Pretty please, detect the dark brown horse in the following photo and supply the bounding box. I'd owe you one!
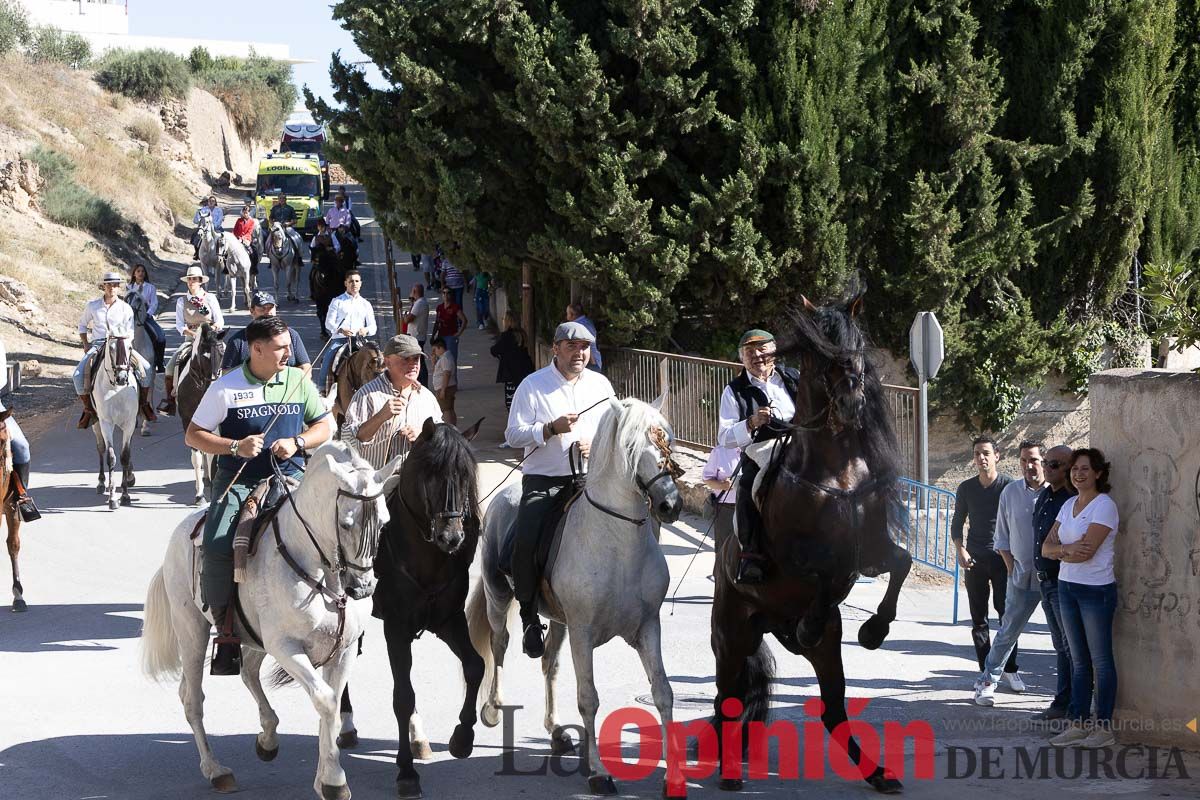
[332,340,384,423]
[1,410,25,611]
[710,293,911,793]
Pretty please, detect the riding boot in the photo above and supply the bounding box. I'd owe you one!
[153,340,166,373]
[139,386,158,422]
[734,461,766,585]
[14,462,30,494]
[159,376,176,415]
[210,605,242,676]
[520,605,546,659]
[77,394,96,429]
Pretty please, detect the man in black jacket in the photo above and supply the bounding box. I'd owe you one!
[716,329,800,583]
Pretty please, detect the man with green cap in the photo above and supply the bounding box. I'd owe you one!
[716,329,801,583]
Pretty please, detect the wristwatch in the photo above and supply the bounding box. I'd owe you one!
[229,439,240,457]
[294,435,306,453]
[543,422,555,440]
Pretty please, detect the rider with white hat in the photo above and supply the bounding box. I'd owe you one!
[160,266,225,415]
[74,271,156,428]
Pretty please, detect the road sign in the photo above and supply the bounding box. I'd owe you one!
[909,312,945,382]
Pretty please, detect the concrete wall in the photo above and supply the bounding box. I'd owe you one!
[20,0,128,36]
[1090,368,1200,748]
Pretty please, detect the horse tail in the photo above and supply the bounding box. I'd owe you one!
[141,568,181,680]
[466,576,493,678]
[267,662,296,689]
[742,642,775,724]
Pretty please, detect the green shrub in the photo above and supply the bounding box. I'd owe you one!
[26,26,90,68]
[188,49,296,143]
[28,145,121,233]
[0,0,31,57]
[94,49,191,102]
[126,116,161,146]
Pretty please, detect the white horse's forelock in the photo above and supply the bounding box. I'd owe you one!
[587,397,668,484]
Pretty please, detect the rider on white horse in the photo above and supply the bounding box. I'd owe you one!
[232,204,261,277]
[191,196,224,260]
[268,194,305,267]
[160,266,225,416]
[74,272,156,428]
[128,263,166,372]
[184,314,333,675]
[504,321,613,658]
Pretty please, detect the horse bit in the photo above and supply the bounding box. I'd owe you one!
[585,426,682,526]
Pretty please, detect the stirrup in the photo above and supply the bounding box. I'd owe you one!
[210,637,242,676]
[521,620,546,658]
[735,554,766,585]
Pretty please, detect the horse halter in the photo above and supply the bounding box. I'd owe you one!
[792,351,865,433]
[638,425,683,494]
[400,474,470,546]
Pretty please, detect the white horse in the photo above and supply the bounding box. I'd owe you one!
[218,232,255,312]
[468,397,685,797]
[197,218,222,284]
[90,337,139,510]
[125,289,156,437]
[267,221,303,302]
[142,441,403,799]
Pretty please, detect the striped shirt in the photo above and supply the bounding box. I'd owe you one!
[341,373,443,469]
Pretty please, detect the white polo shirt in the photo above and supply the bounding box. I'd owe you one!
[505,361,614,477]
[79,297,135,342]
[325,293,377,338]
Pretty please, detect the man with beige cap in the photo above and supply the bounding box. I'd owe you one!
[341,334,442,469]
[74,271,156,427]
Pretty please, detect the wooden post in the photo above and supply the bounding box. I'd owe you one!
[522,262,534,346]
[384,237,400,333]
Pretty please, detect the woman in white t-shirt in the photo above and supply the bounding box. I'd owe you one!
[1040,448,1119,748]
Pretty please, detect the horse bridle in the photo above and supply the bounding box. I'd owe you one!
[585,425,681,526]
[397,471,470,546]
[783,351,865,433]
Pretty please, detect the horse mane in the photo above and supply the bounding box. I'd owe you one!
[405,422,481,527]
[774,300,905,527]
[587,398,669,484]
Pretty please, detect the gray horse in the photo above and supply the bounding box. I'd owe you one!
[267,221,303,302]
[90,337,139,510]
[468,396,685,798]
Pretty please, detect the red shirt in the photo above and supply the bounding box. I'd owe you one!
[435,302,462,337]
[233,217,256,243]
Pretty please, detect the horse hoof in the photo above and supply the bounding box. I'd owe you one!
[12,597,27,612]
[321,783,351,800]
[480,703,500,728]
[96,483,105,495]
[588,775,618,795]
[193,495,204,506]
[866,768,903,794]
[255,740,278,761]
[337,729,359,749]
[211,773,238,793]
[857,616,890,651]
[395,776,422,800]
[108,499,119,510]
[550,729,575,755]
[141,427,151,437]
[795,621,823,650]
[410,739,433,760]
[120,495,132,506]
[448,725,474,759]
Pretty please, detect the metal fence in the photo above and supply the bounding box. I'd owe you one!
[898,478,960,622]
[538,343,921,477]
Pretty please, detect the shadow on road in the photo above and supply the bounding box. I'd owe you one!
[0,602,142,653]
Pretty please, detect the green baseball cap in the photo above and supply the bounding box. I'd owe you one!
[738,329,775,348]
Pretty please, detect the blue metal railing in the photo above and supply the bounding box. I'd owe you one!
[897,478,960,622]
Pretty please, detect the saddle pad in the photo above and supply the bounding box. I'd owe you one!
[498,488,581,588]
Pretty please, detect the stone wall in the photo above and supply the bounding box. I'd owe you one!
[1090,369,1200,748]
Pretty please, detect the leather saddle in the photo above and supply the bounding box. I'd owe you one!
[188,475,294,573]
[498,486,581,590]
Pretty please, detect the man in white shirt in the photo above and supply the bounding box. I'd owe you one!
[319,270,377,391]
[191,196,224,259]
[74,272,156,427]
[401,283,431,386]
[716,329,800,584]
[341,334,442,469]
[505,321,614,658]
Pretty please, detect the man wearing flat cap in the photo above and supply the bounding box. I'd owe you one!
[341,334,443,470]
[716,329,801,583]
[74,271,157,427]
[505,320,614,657]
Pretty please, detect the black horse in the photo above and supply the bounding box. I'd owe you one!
[309,232,347,339]
[373,416,484,800]
[710,292,911,793]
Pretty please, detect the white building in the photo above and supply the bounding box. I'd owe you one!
[18,1,305,63]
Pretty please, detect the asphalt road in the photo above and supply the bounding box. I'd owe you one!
[2,189,1197,800]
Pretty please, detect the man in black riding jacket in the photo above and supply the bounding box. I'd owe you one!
[716,329,800,584]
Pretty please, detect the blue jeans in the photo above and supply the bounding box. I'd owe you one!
[980,577,1042,684]
[3,415,29,465]
[1040,579,1073,711]
[1059,580,1118,725]
[318,337,348,391]
[144,317,166,346]
[475,292,489,325]
[450,286,464,307]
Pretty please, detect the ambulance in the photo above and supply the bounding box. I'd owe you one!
[280,122,330,199]
[254,152,324,238]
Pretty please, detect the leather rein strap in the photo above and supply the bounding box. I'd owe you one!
[272,517,347,669]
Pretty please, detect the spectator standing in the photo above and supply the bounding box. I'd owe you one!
[973,441,1048,704]
[434,294,468,372]
[422,252,436,288]
[431,337,458,426]
[951,436,1017,675]
[401,283,431,387]
[702,444,740,577]
[441,254,466,307]
[471,271,492,329]
[1044,448,1120,749]
[565,301,601,372]
[489,310,535,437]
[1030,444,1077,721]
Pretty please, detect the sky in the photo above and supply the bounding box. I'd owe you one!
[127,1,384,112]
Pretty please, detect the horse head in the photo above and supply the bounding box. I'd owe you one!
[193,323,228,384]
[312,442,403,600]
[105,336,132,386]
[125,289,147,326]
[395,417,481,554]
[270,221,286,251]
[590,397,683,524]
[777,293,872,432]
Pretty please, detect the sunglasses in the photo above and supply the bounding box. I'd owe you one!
[1045,460,1064,469]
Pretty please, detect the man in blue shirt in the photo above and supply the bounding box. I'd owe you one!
[222,291,312,377]
[186,315,332,675]
[1029,444,1076,721]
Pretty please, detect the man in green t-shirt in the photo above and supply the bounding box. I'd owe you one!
[185,315,333,675]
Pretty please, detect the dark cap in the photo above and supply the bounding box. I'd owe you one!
[738,329,775,348]
[251,291,276,308]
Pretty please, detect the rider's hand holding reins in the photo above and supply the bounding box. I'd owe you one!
[269,437,300,460]
[747,407,771,432]
[548,413,578,436]
[236,434,265,459]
